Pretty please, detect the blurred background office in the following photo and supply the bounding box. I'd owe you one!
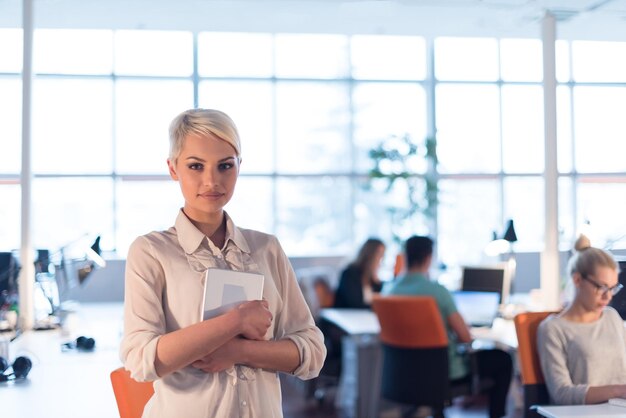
[1,0,626,312]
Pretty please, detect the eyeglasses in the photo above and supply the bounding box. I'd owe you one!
[582,275,623,297]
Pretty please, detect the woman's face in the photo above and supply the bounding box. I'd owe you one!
[167,132,239,222]
[373,244,385,270]
[574,265,620,314]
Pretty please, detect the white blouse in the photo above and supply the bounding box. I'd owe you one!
[120,210,326,418]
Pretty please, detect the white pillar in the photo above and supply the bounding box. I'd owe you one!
[19,0,35,330]
[541,11,561,311]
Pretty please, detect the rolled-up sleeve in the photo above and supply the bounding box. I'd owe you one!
[270,237,326,380]
[537,319,588,405]
[120,236,166,382]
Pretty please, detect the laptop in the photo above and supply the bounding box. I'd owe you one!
[452,290,500,328]
[460,265,507,304]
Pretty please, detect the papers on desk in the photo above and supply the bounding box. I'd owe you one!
[534,403,626,417]
[470,317,518,349]
[609,398,626,407]
[201,268,264,321]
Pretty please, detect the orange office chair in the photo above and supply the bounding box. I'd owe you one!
[372,295,457,418]
[514,311,556,418]
[110,367,154,418]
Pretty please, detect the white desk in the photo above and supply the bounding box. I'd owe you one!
[319,308,380,335]
[320,308,382,418]
[0,303,124,418]
[471,317,518,350]
[535,403,626,417]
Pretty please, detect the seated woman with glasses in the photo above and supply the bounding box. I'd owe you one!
[537,234,626,405]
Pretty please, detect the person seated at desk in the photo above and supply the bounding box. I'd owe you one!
[537,235,626,405]
[317,238,385,382]
[333,237,385,309]
[382,235,513,418]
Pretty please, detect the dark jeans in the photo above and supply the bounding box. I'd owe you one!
[452,348,513,418]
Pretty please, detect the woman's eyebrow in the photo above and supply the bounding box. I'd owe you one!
[184,156,235,162]
[184,156,205,162]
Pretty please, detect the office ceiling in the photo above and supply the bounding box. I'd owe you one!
[1,0,626,40]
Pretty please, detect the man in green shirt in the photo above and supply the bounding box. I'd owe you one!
[382,236,512,418]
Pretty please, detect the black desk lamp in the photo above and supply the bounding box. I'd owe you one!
[484,219,518,302]
[503,219,518,244]
[34,236,106,329]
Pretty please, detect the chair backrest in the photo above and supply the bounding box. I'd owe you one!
[313,277,335,310]
[372,295,448,348]
[514,311,556,418]
[372,295,450,412]
[110,367,154,418]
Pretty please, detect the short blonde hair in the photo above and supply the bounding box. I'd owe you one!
[168,108,241,162]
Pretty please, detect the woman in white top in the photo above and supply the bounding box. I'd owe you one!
[537,235,626,405]
[120,108,326,418]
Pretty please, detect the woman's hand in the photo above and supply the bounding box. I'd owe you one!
[235,300,272,340]
[191,338,240,373]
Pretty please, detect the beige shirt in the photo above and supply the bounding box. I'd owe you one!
[120,210,326,418]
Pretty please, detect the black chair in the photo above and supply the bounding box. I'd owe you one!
[300,275,341,404]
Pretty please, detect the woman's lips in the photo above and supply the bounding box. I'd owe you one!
[198,192,223,199]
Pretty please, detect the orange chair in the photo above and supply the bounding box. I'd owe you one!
[393,253,405,278]
[110,367,154,418]
[372,295,459,418]
[514,311,555,418]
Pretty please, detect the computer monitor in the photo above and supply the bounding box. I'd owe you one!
[609,258,626,319]
[0,252,19,305]
[461,264,510,304]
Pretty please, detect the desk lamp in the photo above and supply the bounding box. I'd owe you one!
[484,220,518,302]
[34,236,106,329]
[502,220,517,293]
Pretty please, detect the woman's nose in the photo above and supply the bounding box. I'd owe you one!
[202,168,218,186]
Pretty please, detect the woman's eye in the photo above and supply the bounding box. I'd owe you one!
[219,163,233,170]
[188,163,203,170]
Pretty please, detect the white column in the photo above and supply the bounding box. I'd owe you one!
[541,11,561,311]
[19,0,35,330]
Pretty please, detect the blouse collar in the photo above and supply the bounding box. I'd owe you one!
[175,209,251,255]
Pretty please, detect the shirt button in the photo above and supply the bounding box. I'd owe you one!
[216,254,223,259]
[240,374,245,379]
[241,401,247,406]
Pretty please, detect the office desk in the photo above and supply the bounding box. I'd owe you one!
[535,403,626,417]
[0,303,124,418]
[319,309,381,418]
[319,308,380,335]
[471,317,518,350]
[319,308,520,418]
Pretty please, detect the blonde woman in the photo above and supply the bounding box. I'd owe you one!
[120,108,326,417]
[537,236,625,405]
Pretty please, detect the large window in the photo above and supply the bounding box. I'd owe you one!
[2,29,626,270]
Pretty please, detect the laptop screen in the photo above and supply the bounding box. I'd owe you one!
[452,290,500,328]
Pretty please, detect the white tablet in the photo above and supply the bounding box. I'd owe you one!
[200,268,264,321]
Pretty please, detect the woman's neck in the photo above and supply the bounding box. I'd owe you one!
[562,301,602,323]
[184,209,226,248]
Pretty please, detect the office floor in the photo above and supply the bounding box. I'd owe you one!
[281,375,524,418]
